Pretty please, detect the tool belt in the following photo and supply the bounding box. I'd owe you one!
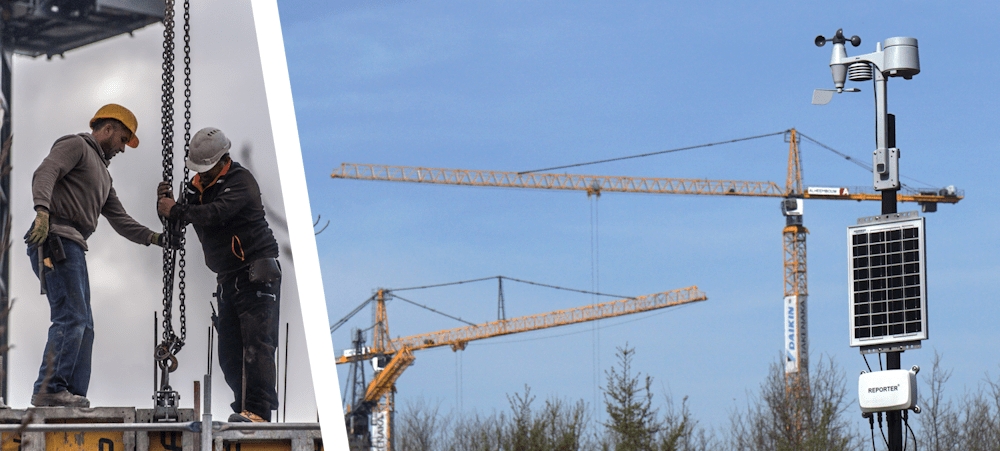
[46,234,67,263]
[247,257,280,284]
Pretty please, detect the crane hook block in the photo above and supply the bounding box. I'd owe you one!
[156,354,179,373]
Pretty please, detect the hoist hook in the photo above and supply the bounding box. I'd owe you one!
[155,341,180,373]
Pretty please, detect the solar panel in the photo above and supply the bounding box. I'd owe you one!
[848,212,927,348]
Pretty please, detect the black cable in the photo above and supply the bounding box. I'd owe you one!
[863,353,873,372]
[799,132,873,173]
[866,413,876,451]
[800,128,936,189]
[341,275,637,341]
[330,295,376,333]
[879,353,884,371]
[904,410,917,451]
[878,412,889,448]
[872,76,879,163]
[903,412,908,451]
[517,130,789,174]
[391,294,477,326]
[391,276,501,292]
[392,275,633,300]
[500,276,632,300]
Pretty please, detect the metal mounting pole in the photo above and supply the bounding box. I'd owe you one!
[0,23,12,406]
[203,326,213,451]
[881,111,902,451]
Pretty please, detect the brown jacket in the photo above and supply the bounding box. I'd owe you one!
[31,133,154,250]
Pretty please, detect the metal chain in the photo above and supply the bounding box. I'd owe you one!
[177,0,192,343]
[156,0,192,371]
[160,0,177,349]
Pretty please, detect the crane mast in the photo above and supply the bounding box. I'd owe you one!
[782,130,809,376]
[781,130,810,435]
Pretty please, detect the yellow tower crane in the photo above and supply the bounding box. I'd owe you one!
[336,286,707,451]
[331,128,962,387]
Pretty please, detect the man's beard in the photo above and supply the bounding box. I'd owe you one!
[100,139,117,161]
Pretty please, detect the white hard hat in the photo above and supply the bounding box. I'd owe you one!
[186,127,232,172]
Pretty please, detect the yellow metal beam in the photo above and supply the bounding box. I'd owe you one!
[364,348,415,404]
[801,191,962,204]
[333,163,962,205]
[337,286,706,364]
[334,163,786,197]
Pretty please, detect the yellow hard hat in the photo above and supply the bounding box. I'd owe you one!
[89,104,139,148]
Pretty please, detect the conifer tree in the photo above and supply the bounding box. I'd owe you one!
[603,344,661,450]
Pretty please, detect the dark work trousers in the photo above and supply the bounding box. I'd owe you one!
[215,270,281,421]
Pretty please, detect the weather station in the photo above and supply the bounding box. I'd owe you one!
[813,28,939,450]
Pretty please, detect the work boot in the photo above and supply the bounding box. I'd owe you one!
[30,390,89,408]
[228,410,267,422]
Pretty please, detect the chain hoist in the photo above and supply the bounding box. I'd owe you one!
[155,0,191,421]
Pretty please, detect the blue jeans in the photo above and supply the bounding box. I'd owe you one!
[28,238,94,396]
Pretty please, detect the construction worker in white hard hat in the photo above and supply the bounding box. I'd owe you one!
[25,104,175,408]
[157,127,281,423]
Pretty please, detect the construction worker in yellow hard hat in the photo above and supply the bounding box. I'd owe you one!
[25,103,172,408]
[89,103,140,157]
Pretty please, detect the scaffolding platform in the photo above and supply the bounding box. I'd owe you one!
[136,408,198,451]
[0,407,136,451]
[211,426,322,451]
[0,408,321,451]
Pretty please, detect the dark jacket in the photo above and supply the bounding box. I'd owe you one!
[170,161,278,276]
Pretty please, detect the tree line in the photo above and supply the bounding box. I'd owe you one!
[352,347,1000,451]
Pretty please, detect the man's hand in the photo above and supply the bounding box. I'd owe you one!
[158,197,176,217]
[157,181,173,198]
[151,232,182,249]
[26,209,49,245]
[157,181,176,217]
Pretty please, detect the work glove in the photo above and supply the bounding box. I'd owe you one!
[151,232,182,250]
[25,209,49,245]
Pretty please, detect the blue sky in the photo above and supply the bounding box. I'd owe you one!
[277,1,999,432]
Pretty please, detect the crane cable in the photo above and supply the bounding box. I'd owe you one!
[156,0,192,379]
[514,127,940,191]
[390,275,633,299]
[330,276,636,336]
[590,186,600,418]
[517,130,789,174]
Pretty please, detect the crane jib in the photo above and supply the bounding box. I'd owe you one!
[335,286,707,364]
[333,163,962,203]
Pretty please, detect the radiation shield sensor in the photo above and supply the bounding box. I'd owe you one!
[858,366,921,414]
[847,211,927,350]
[812,30,919,103]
